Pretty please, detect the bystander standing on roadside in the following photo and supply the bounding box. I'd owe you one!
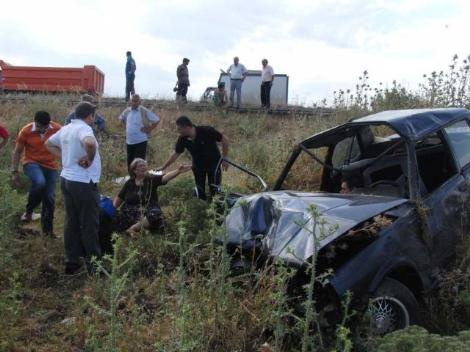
[119,94,160,168]
[227,57,247,108]
[11,111,61,236]
[176,58,190,104]
[158,116,229,200]
[260,59,274,109]
[45,102,102,275]
[125,51,136,102]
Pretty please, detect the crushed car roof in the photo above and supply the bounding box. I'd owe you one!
[350,108,470,141]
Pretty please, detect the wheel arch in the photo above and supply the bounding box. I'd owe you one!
[369,259,424,302]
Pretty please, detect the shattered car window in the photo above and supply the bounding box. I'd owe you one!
[282,147,328,191]
[444,120,470,168]
[416,131,458,194]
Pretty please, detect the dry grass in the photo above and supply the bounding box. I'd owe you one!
[0,96,353,351]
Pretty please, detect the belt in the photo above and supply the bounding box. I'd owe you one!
[62,178,98,186]
[230,78,242,80]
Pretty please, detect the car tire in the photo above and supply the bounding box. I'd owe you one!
[367,277,421,335]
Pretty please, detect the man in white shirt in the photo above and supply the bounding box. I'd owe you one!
[260,58,274,109]
[227,56,247,108]
[119,94,160,168]
[45,102,102,275]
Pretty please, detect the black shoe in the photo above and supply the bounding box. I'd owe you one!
[43,230,58,239]
[65,263,83,276]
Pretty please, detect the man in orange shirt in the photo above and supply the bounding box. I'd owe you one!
[11,111,61,236]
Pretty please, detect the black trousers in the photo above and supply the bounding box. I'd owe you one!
[127,141,148,168]
[260,81,272,108]
[193,164,221,200]
[61,178,101,269]
[125,75,135,101]
[176,83,189,103]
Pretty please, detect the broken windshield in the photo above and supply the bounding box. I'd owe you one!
[276,124,410,197]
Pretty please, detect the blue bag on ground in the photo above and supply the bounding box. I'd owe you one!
[100,195,116,217]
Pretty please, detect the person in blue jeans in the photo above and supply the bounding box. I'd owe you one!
[227,56,247,108]
[11,111,62,236]
[23,164,58,231]
[125,51,136,102]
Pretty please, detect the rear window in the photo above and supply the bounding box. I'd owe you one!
[369,125,397,139]
[444,120,470,167]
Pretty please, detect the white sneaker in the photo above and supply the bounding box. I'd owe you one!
[21,212,41,222]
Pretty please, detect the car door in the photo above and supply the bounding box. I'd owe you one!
[442,119,470,239]
[416,129,466,268]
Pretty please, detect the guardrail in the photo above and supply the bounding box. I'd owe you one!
[0,95,335,117]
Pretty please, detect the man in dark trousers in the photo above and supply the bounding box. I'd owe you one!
[119,94,160,168]
[176,58,190,104]
[260,58,274,109]
[46,102,102,275]
[158,116,229,200]
[125,51,136,102]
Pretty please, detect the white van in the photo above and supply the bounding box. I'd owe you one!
[201,70,289,107]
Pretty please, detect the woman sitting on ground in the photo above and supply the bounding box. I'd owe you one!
[113,158,192,236]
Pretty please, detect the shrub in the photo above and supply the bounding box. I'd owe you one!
[375,326,470,352]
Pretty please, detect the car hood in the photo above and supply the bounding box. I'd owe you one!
[224,191,407,266]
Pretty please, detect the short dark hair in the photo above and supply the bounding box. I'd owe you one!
[176,115,193,127]
[34,111,51,125]
[183,58,190,63]
[75,102,96,119]
[126,51,132,56]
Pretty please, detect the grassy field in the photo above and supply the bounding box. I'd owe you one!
[0,97,357,352]
[1,56,470,351]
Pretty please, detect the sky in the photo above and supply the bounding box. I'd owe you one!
[1,0,469,105]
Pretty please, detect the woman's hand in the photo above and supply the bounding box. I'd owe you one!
[162,164,192,183]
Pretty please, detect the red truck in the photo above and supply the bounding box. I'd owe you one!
[0,60,105,95]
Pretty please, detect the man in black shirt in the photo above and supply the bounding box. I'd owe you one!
[158,116,229,200]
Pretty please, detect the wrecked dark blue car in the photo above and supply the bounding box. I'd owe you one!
[221,108,470,334]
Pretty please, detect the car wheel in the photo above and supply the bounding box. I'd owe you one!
[368,277,420,335]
